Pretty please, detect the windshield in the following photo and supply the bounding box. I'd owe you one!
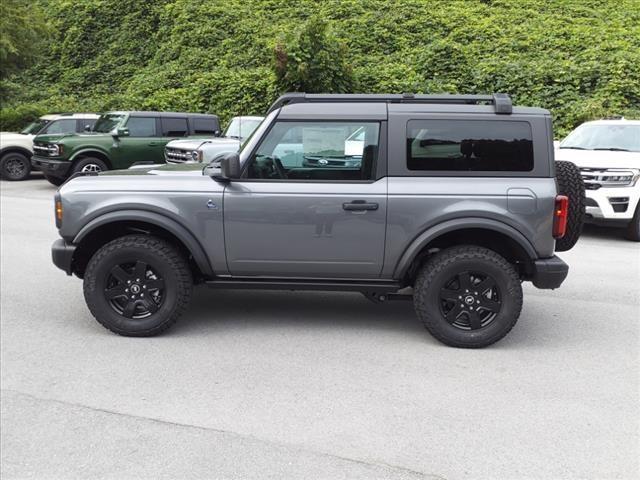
[560,124,640,152]
[20,119,51,135]
[93,114,126,133]
[224,118,263,140]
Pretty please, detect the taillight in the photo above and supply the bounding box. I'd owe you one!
[553,195,569,238]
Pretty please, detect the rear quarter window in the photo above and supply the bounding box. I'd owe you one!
[407,120,534,172]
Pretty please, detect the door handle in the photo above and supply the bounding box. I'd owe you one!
[148,142,159,146]
[342,200,379,211]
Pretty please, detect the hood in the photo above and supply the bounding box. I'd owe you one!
[99,162,206,176]
[1,131,34,142]
[166,137,239,150]
[555,148,640,170]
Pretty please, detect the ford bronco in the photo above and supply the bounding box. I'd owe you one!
[51,93,584,348]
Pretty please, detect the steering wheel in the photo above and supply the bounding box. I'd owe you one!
[272,155,287,179]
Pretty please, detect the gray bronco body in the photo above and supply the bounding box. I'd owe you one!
[53,94,566,290]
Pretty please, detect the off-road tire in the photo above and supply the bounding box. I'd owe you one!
[413,246,523,348]
[626,203,640,242]
[0,152,31,181]
[83,234,192,336]
[555,160,585,252]
[44,174,65,186]
[71,157,108,176]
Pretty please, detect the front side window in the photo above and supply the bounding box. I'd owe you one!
[407,120,534,172]
[161,117,188,137]
[39,119,77,135]
[93,114,125,133]
[246,121,379,181]
[126,117,157,137]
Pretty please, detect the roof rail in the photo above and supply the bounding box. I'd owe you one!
[267,92,513,114]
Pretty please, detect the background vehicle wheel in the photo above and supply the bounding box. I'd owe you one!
[71,157,108,175]
[413,246,523,348]
[83,234,193,336]
[44,174,65,186]
[555,160,585,252]
[0,152,31,181]
[626,203,640,242]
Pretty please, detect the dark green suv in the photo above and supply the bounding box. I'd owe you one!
[31,111,220,185]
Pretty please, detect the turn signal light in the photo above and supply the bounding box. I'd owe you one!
[553,195,569,239]
[55,199,63,228]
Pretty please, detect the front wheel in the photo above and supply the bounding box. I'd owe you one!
[83,235,193,336]
[626,203,640,242]
[413,246,523,348]
[0,152,31,181]
[44,174,65,186]
[71,157,108,175]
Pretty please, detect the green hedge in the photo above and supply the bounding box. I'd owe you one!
[2,0,639,136]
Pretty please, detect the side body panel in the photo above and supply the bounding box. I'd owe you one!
[58,174,228,275]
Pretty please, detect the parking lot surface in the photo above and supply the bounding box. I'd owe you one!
[1,175,639,479]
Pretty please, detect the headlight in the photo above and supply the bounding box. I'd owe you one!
[49,144,63,156]
[191,150,203,162]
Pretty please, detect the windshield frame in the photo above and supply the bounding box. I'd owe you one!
[20,119,51,135]
[560,123,640,152]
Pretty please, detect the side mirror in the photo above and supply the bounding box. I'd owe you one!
[84,125,92,132]
[211,152,240,181]
[112,127,129,137]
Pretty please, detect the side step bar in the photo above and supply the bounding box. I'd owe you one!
[205,277,402,293]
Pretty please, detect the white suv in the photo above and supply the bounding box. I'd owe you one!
[0,113,98,181]
[555,118,640,241]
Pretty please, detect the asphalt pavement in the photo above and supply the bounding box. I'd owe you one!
[1,174,639,479]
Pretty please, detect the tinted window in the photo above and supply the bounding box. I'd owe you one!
[126,117,157,137]
[192,117,219,135]
[247,121,379,181]
[407,120,533,172]
[161,117,188,137]
[40,119,77,135]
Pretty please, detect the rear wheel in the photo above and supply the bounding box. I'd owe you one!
[83,235,193,336]
[413,246,523,348]
[555,160,585,251]
[0,152,31,181]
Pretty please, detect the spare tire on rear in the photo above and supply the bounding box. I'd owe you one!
[555,160,585,252]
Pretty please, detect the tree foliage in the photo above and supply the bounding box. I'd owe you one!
[274,16,354,93]
[1,0,639,136]
[0,0,49,96]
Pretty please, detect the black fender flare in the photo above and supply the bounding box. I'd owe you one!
[393,217,538,279]
[73,210,214,276]
[0,146,33,159]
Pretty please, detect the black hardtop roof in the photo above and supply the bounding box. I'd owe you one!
[268,92,514,114]
[108,111,219,119]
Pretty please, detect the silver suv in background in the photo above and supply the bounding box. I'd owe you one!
[165,116,264,164]
[555,118,640,241]
[51,93,585,348]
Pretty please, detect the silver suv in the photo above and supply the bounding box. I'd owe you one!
[51,93,584,348]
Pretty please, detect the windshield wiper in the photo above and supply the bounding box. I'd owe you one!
[593,147,630,152]
[559,146,587,150]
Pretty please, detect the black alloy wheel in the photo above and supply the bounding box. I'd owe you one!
[438,271,501,330]
[105,261,165,319]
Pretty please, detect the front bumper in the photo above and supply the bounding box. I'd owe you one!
[530,255,569,290]
[52,239,76,275]
[584,185,640,222]
[31,156,71,178]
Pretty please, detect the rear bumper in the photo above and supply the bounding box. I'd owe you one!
[530,255,568,289]
[52,239,76,275]
[31,156,71,178]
